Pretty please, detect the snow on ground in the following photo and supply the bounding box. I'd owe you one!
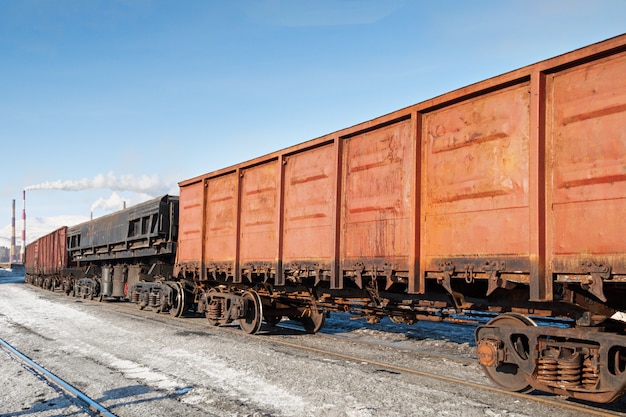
[0,274,608,417]
[317,312,477,356]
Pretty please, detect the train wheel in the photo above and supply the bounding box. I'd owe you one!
[301,308,326,334]
[239,290,263,335]
[480,313,536,393]
[169,282,186,317]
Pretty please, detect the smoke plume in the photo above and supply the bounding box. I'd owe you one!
[91,192,126,213]
[25,172,173,195]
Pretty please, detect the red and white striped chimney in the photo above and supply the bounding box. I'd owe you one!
[10,199,15,263]
[21,190,26,264]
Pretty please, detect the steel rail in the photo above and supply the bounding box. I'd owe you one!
[28,285,626,416]
[267,337,623,417]
[0,337,117,417]
[277,320,477,364]
[124,301,626,415]
[82,297,626,416]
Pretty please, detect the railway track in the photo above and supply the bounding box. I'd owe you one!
[270,337,625,417]
[279,318,478,362]
[13,284,626,416]
[98,299,626,417]
[260,321,626,417]
[0,336,117,417]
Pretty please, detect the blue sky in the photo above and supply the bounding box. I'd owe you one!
[1,0,626,243]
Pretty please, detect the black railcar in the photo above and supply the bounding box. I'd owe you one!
[63,195,183,313]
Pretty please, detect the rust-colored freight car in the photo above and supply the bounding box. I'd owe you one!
[175,34,626,402]
[24,226,69,290]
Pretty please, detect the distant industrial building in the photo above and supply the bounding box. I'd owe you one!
[0,245,21,263]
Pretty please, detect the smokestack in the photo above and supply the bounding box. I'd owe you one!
[21,190,25,264]
[10,199,15,263]
[123,201,126,210]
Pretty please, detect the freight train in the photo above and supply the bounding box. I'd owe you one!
[24,195,182,311]
[24,34,626,403]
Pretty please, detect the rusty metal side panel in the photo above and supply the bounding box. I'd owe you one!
[41,227,63,275]
[24,240,38,274]
[204,173,238,265]
[58,227,68,272]
[547,51,626,274]
[25,227,68,275]
[177,180,204,266]
[282,144,336,265]
[421,83,531,269]
[239,161,280,266]
[340,119,415,271]
[48,227,68,274]
[39,233,50,274]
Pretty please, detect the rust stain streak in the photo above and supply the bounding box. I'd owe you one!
[432,132,508,153]
[349,205,398,214]
[208,226,232,232]
[557,162,626,188]
[349,159,397,173]
[432,188,512,203]
[209,195,234,203]
[244,220,275,226]
[552,196,626,206]
[290,173,328,185]
[431,177,516,203]
[562,103,626,125]
[289,213,327,221]
[559,173,626,188]
[245,186,276,195]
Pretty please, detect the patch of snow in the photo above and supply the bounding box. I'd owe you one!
[166,348,308,414]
